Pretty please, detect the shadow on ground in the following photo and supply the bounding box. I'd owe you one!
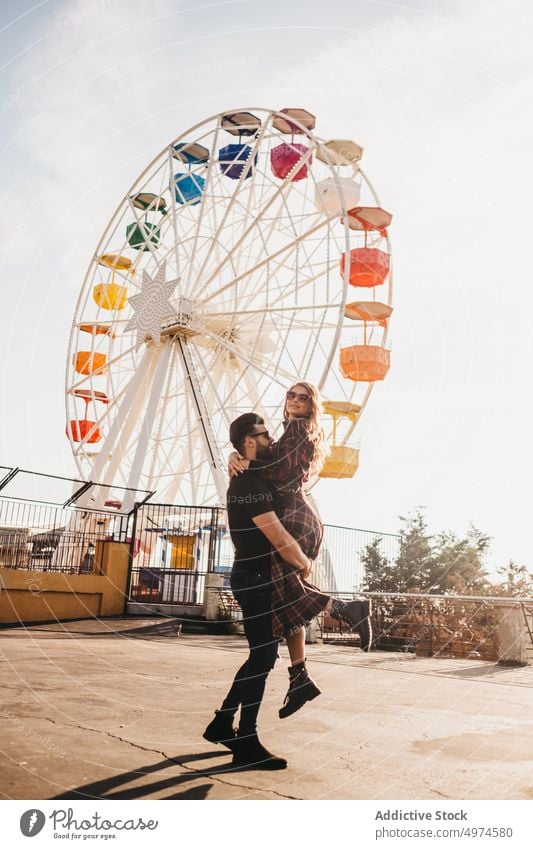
[48,750,270,800]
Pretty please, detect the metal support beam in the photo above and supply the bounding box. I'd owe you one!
[0,467,19,494]
[63,480,93,508]
[177,338,227,504]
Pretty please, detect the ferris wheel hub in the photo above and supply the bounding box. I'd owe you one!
[160,296,200,340]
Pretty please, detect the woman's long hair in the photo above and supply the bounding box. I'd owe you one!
[283,381,329,477]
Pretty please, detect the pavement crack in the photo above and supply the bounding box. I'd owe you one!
[172,759,300,798]
[426,786,452,799]
[22,715,177,758]
[10,715,299,797]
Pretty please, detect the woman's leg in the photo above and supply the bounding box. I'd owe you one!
[327,596,373,651]
[278,625,321,719]
[285,626,306,665]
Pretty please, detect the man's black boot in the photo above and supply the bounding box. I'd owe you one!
[331,597,373,651]
[202,710,237,749]
[231,731,287,770]
[278,661,321,719]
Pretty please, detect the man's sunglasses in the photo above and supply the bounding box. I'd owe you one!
[286,390,311,402]
[248,429,270,440]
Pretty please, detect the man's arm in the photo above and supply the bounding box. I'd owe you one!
[252,511,311,575]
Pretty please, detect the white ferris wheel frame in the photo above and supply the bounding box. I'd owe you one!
[65,108,392,509]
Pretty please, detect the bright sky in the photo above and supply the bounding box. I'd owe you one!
[1,0,532,576]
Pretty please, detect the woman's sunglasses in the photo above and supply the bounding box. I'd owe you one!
[286,390,312,402]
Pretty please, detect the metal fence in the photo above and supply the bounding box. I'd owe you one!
[0,467,150,573]
[0,498,130,573]
[198,516,401,593]
[0,468,401,598]
[128,503,224,605]
[2,472,532,663]
[317,523,400,592]
[320,591,533,661]
[127,504,401,603]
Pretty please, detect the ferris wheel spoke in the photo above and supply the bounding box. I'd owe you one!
[176,337,227,502]
[261,231,340,311]
[202,302,342,320]
[209,172,319,299]
[240,368,284,428]
[192,140,315,299]
[202,207,329,309]
[165,151,182,283]
[238,258,334,314]
[231,138,274,285]
[199,215,334,308]
[181,123,223,295]
[189,340,233,431]
[198,325,295,387]
[189,117,272,295]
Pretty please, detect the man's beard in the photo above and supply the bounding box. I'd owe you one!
[255,443,272,461]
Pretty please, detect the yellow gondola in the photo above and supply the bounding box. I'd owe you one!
[93,281,127,310]
[97,254,133,271]
[319,401,361,479]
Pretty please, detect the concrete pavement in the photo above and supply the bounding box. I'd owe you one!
[0,617,532,800]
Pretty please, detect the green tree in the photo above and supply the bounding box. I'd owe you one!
[361,511,493,595]
[426,525,491,594]
[361,538,396,593]
[394,510,435,591]
[493,560,533,598]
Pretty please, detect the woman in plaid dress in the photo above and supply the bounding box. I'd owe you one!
[230,382,372,718]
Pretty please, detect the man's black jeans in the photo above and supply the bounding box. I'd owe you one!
[220,569,279,734]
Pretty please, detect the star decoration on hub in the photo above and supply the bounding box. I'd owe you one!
[126,262,178,349]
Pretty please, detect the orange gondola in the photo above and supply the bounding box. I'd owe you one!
[340,344,390,382]
[344,302,393,326]
[66,420,101,443]
[343,206,392,237]
[340,247,390,288]
[79,323,114,336]
[73,352,107,376]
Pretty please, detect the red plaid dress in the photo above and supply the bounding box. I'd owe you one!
[254,418,331,638]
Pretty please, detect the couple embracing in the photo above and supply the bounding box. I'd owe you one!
[203,382,372,770]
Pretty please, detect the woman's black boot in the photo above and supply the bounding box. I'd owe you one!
[330,597,373,651]
[231,731,287,770]
[279,661,321,719]
[202,710,237,749]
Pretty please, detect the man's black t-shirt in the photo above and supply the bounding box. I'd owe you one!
[226,470,277,576]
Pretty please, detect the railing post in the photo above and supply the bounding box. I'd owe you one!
[126,502,140,603]
[206,507,220,574]
[428,600,434,657]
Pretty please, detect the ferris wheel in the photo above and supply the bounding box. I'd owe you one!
[65,108,393,510]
